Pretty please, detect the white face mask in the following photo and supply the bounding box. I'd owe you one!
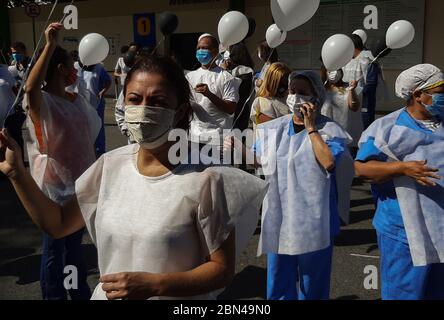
[286,94,314,116]
[328,70,343,84]
[124,105,176,149]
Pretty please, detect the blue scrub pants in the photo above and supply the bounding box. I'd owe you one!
[95,99,106,157]
[267,245,333,300]
[378,232,444,300]
[40,228,91,300]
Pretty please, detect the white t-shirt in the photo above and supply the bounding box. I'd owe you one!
[342,51,371,86]
[75,144,268,300]
[186,67,241,145]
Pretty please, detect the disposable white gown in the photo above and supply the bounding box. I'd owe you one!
[322,88,364,147]
[75,144,268,300]
[257,115,353,256]
[24,91,101,203]
[362,109,444,266]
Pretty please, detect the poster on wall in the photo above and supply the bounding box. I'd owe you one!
[278,0,425,70]
[107,34,121,56]
[133,13,157,48]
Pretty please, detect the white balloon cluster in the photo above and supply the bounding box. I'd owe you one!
[266,0,320,50]
[217,1,321,52]
[323,20,416,71]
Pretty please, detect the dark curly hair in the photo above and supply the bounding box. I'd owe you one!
[123,55,193,131]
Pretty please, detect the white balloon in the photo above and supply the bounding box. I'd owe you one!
[386,20,415,49]
[266,24,287,49]
[218,11,249,47]
[271,0,320,32]
[353,29,368,44]
[79,33,109,66]
[322,34,355,71]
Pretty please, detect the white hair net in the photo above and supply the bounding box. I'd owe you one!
[198,33,215,42]
[395,64,444,99]
[289,70,327,106]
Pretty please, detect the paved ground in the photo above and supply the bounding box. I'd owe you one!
[0,99,381,300]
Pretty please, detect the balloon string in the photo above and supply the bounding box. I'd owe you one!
[59,0,76,24]
[266,48,275,64]
[2,0,61,128]
[0,50,7,64]
[371,47,389,64]
[152,36,166,55]
[231,75,256,131]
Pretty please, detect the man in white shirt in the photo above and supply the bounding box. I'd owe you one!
[186,34,241,146]
[342,35,372,88]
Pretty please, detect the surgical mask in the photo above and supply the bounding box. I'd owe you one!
[12,53,24,63]
[125,105,176,149]
[422,93,444,117]
[328,71,342,84]
[286,94,314,112]
[196,49,213,66]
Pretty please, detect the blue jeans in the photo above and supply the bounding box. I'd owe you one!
[95,99,106,157]
[378,232,444,300]
[267,245,333,300]
[40,228,91,300]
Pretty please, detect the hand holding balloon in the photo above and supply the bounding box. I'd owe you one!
[45,23,63,48]
[195,83,211,97]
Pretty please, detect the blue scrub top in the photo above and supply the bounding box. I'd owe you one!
[254,119,346,237]
[356,109,436,243]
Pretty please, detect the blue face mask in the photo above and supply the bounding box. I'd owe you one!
[196,49,213,66]
[12,53,24,63]
[423,93,444,117]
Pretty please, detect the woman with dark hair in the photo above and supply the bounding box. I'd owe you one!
[22,23,101,300]
[0,25,267,300]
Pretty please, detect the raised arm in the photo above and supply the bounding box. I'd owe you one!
[24,23,62,124]
[302,103,335,172]
[347,80,361,112]
[0,129,85,238]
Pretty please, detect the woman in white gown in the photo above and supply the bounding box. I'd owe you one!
[0,35,267,300]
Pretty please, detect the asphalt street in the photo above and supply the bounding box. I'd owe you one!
[0,99,381,300]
